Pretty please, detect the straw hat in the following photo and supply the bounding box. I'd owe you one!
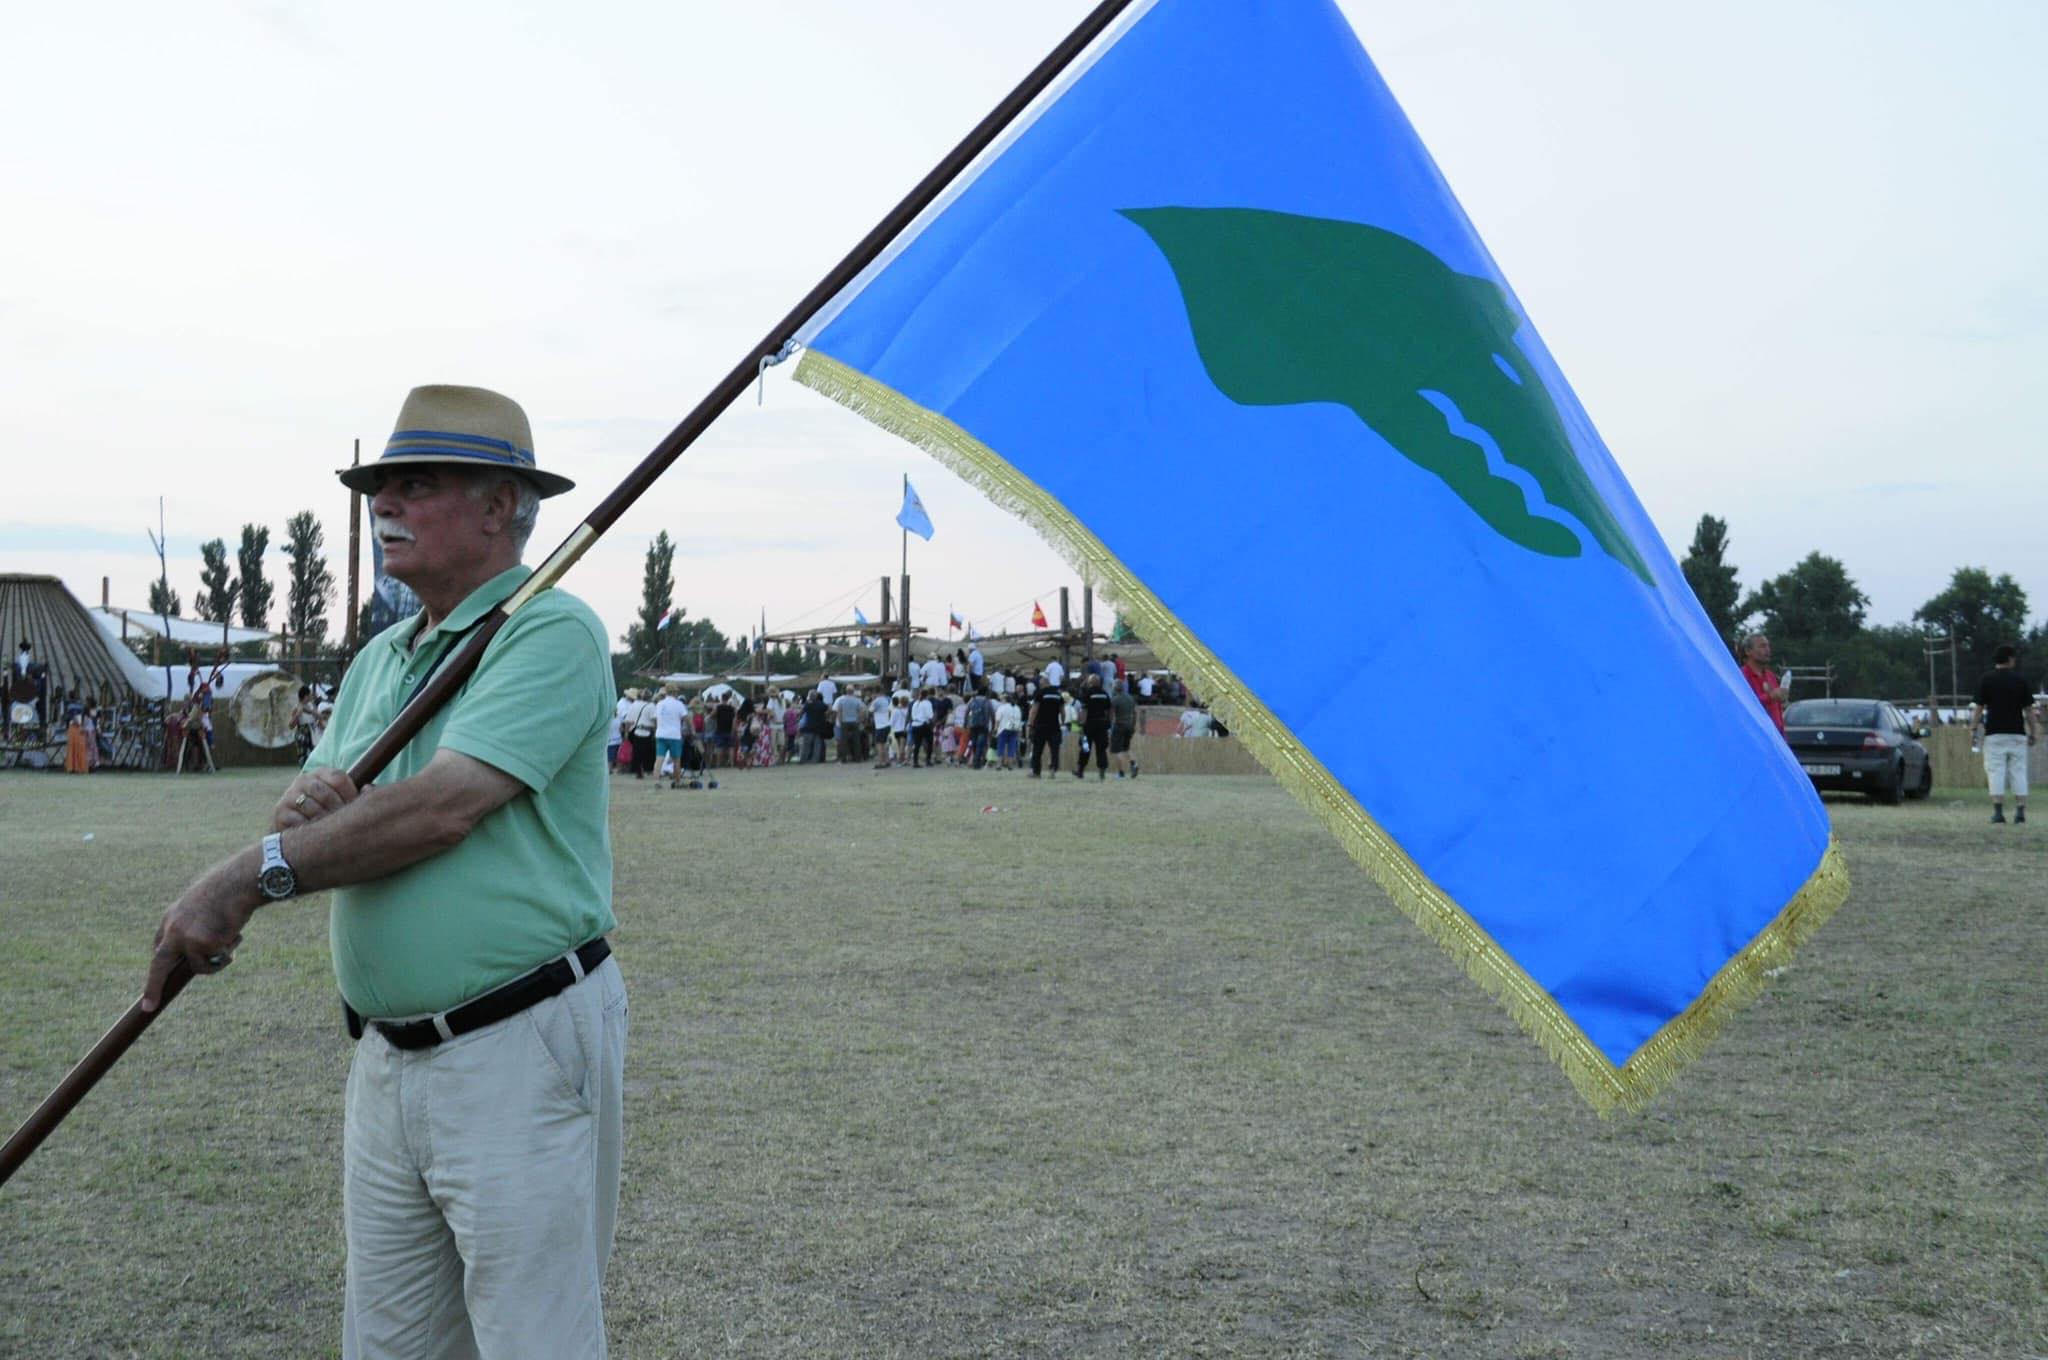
[338,384,574,497]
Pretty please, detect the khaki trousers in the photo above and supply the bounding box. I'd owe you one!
[1983,733,2029,797]
[342,957,627,1360]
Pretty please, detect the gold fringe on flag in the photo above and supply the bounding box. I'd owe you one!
[795,346,1850,1113]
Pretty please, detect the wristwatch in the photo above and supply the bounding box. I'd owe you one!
[257,832,298,901]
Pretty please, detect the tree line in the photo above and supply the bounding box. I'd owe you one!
[614,531,823,692]
[1679,514,2041,701]
[147,512,335,652]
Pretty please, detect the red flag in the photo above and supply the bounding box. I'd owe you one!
[1031,602,1048,628]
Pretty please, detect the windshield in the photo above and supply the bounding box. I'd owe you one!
[1784,700,1880,728]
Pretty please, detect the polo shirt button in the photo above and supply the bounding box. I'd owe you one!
[404,675,416,686]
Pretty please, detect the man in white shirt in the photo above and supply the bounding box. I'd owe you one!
[909,690,936,768]
[922,656,947,692]
[1138,673,1155,701]
[968,645,984,684]
[653,686,689,783]
[1178,704,1213,738]
[818,675,838,705]
[1043,658,1065,690]
[870,690,893,767]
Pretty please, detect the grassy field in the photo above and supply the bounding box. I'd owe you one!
[0,765,2043,1358]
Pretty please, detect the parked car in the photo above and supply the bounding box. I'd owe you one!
[1783,698,1932,803]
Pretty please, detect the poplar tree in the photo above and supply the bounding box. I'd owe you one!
[1678,514,1742,645]
[237,524,274,629]
[283,511,335,647]
[623,531,677,665]
[197,539,238,624]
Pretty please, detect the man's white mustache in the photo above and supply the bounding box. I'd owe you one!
[374,518,415,544]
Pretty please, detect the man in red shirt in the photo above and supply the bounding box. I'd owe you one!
[1740,633,1789,735]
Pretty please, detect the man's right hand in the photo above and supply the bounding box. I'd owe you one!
[272,767,360,831]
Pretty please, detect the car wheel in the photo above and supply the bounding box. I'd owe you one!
[1873,758,1905,804]
[1906,758,1933,800]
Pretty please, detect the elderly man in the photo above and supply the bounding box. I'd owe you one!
[143,385,624,1358]
[1739,633,1789,735]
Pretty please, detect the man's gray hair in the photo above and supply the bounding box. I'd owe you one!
[465,471,542,555]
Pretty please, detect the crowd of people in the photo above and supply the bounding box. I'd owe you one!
[608,651,1213,789]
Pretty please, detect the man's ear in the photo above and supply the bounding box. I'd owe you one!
[480,477,519,536]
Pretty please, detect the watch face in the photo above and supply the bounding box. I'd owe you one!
[259,864,296,899]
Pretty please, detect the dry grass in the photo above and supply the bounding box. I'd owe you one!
[1,765,2043,1358]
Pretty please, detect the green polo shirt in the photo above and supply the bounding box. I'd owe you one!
[306,566,615,1017]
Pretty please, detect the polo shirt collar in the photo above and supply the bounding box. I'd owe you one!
[390,566,531,656]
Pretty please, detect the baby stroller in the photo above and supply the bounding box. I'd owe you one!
[673,729,714,789]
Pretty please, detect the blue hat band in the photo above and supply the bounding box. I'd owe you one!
[383,429,534,468]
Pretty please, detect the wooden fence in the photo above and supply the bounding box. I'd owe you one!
[1922,723,2046,790]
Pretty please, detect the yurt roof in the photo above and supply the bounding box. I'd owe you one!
[0,574,156,701]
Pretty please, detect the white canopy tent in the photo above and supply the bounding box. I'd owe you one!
[86,612,280,700]
[92,606,278,648]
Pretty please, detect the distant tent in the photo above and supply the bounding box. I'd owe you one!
[0,574,156,703]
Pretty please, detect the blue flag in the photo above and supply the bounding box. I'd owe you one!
[797,0,1844,1111]
[896,478,935,540]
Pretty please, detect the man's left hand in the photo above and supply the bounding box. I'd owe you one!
[142,870,257,1012]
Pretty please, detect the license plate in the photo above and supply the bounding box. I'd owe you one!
[1802,763,1841,776]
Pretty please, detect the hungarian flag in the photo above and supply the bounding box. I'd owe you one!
[794,0,1842,1111]
[1030,602,1049,630]
[656,606,678,631]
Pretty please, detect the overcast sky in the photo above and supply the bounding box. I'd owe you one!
[4,0,2041,653]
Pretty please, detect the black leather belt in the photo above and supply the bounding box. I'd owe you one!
[345,937,611,1050]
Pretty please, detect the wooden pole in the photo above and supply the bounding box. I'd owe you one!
[900,573,913,682]
[900,474,911,680]
[1059,586,1071,674]
[0,0,1141,1189]
[345,438,362,661]
[879,575,893,681]
[1083,586,1094,663]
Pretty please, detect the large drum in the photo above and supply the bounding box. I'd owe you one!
[231,670,304,750]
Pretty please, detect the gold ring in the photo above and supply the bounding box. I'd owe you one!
[294,793,309,809]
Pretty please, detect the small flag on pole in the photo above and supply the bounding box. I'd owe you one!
[896,478,935,540]
[949,609,963,633]
[855,606,871,627]
[1031,602,1049,629]
[656,607,678,630]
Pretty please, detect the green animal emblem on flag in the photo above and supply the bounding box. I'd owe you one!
[1121,207,1654,585]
